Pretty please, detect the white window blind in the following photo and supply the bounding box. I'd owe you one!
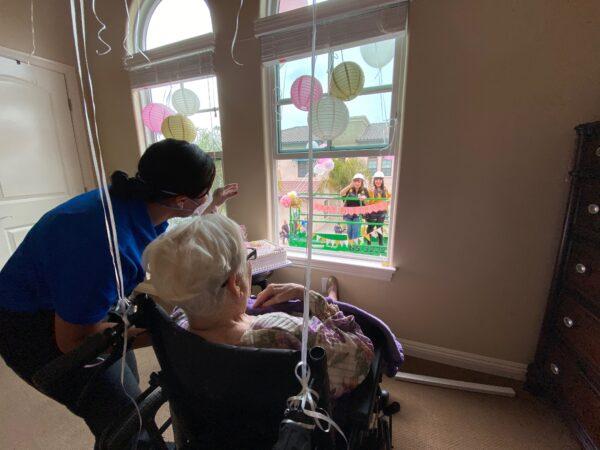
[125,34,215,89]
[255,0,408,65]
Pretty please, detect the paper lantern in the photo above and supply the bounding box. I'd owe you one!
[329,62,364,101]
[290,76,323,111]
[171,88,200,115]
[142,103,175,133]
[161,114,197,142]
[280,195,292,207]
[360,40,395,69]
[310,95,349,140]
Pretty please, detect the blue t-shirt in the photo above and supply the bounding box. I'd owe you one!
[0,190,168,324]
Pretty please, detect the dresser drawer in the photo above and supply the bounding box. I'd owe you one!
[564,240,600,304]
[572,179,600,240]
[544,346,600,445]
[576,124,600,174]
[556,293,600,371]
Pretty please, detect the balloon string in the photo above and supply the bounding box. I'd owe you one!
[30,0,36,58]
[293,0,348,445]
[92,0,111,56]
[69,0,142,446]
[231,0,244,66]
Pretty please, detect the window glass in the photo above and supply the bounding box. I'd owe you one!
[276,157,394,259]
[367,158,378,175]
[145,0,213,50]
[276,39,396,155]
[277,0,329,14]
[136,76,226,214]
[382,158,393,176]
[297,160,309,178]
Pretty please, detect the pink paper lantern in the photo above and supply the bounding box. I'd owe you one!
[290,76,323,111]
[280,195,292,207]
[142,103,175,133]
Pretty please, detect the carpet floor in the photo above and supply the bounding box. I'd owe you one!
[0,348,579,449]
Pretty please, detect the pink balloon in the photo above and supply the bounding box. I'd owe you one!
[290,76,323,111]
[280,195,292,207]
[142,103,175,133]
[318,158,334,170]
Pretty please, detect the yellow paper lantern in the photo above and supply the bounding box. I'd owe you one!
[161,114,197,142]
[329,61,364,101]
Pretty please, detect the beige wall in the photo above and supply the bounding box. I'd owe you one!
[82,0,600,365]
[0,0,75,65]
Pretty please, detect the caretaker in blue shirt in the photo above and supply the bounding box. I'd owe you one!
[0,139,238,446]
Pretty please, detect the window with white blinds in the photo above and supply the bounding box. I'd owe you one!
[260,0,408,263]
[256,0,408,65]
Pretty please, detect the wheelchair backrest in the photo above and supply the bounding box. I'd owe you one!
[137,295,310,449]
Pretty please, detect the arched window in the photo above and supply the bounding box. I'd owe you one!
[142,0,213,50]
[127,0,226,214]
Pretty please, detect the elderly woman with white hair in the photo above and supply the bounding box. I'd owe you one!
[143,214,374,398]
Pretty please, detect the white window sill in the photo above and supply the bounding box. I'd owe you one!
[286,250,396,281]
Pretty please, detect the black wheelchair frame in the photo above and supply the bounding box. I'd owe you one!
[33,294,400,449]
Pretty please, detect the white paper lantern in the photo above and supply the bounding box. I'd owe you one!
[360,40,395,69]
[171,88,200,115]
[310,95,349,140]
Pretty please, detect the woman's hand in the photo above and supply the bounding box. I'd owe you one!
[253,283,305,308]
[212,183,239,207]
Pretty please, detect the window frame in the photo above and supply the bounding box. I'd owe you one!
[264,31,407,266]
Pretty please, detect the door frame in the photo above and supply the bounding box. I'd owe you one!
[0,45,95,192]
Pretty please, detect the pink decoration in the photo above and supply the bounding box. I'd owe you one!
[383,155,394,161]
[142,103,175,133]
[314,201,389,215]
[280,195,292,207]
[290,76,323,111]
[318,158,334,170]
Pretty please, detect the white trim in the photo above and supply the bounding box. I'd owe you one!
[286,250,396,281]
[400,338,528,381]
[394,372,516,397]
[0,45,95,192]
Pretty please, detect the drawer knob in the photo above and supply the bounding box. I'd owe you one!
[550,363,560,375]
[563,316,574,328]
[588,204,599,215]
[575,263,587,274]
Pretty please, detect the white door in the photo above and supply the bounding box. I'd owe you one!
[0,56,86,269]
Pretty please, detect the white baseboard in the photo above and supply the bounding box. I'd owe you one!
[400,338,528,381]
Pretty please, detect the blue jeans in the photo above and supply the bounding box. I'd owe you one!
[344,214,361,240]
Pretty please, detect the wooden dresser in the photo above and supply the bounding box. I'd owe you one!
[527,121,600,449]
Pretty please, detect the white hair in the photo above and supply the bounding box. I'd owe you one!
[142,214,247,322]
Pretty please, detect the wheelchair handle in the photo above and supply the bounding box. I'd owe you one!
[32,324,124,395]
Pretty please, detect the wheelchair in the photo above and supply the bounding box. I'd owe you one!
[33,293,400,449]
